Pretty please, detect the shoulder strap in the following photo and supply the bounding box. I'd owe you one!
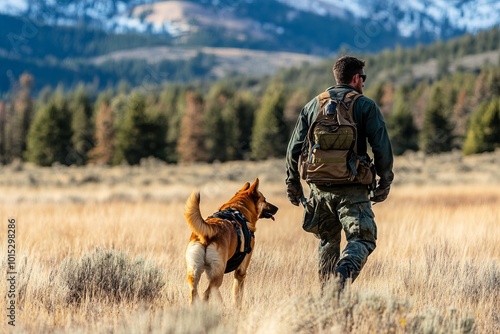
[306,91,333,143]
[317,91,331,112]
[343,91,362,123]
[343,91,362,153]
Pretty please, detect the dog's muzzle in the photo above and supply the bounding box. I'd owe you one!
[259,204,278,221]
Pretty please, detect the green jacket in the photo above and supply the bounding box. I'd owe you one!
[285,84,394,187]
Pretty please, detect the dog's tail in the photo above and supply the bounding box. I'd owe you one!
[184,191,217,238]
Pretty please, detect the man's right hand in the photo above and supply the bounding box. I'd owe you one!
[286,181,304,206]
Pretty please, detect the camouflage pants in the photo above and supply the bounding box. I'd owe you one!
[303,184,377,287]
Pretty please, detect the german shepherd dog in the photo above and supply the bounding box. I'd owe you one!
[184,178,278,306]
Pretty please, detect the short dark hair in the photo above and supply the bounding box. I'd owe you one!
[333,56,365,84]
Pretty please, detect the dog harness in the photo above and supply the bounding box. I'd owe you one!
[209,208,254,273]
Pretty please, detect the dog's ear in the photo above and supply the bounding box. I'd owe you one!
[239,182,251,192]
[248,178,259,194]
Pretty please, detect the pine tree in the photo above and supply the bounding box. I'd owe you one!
[481,98,500,151]
[250,81,288,160]
[0,102,13,164]
[0,102,6,164]
[364,82,385,107]
[379,82,394,116]
[25,92,73,166]
[12,73,34,161]
[473,69,490,106]
[0,73,34,163]
[419,85,455,154]
[387,86,419,155]
[203,83,234,162]
[69,85,94,165]
[159,85,185,163]
[89,92,115,164]
[114,91,166,165]
[463,98,500,155]
[223,91,257,160]
[284,88,309,136]
[451,88,471,142]
[177,91,208,163]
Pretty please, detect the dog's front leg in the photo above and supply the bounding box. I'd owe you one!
[233,252,252,307]
[233,269,246,308]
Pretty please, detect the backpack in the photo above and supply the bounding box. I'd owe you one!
[299,89,374,185]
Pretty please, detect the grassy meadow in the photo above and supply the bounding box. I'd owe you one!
[1,151,499,333]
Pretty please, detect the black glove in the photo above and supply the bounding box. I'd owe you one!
[286,181,304,206]
[370,183,391,203]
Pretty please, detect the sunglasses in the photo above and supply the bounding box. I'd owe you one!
[359,73,367,82]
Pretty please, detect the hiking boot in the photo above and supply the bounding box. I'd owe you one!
[335,266,349,291]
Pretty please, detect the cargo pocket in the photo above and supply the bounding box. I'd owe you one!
[355,163,374,185]
[356,202,377,243]
[302,196,320,236]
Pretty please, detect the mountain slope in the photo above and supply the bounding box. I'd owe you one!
[1,0,499,92]
[3,0,497,54]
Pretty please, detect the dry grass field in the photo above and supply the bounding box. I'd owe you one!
[1,150,499,333]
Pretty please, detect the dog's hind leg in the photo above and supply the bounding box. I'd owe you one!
[203,244,225,304]
[186,242,205,305]
[204,275,224,304]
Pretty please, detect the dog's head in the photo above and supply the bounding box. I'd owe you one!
[234,178,278,222]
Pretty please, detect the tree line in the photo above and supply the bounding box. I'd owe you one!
[0,76,292,165]
[375,65,500,156]
[1,63,500,167]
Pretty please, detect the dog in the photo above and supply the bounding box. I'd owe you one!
[184,178,278,306]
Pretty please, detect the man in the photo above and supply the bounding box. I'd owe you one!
[285,55,394,290]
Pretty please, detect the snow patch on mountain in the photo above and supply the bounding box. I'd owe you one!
[277,0,500,37]
[0,0,28,15]
[0,0,499,39]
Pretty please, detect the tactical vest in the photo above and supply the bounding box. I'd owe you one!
[299,90,374,185]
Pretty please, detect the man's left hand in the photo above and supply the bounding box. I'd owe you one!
[286,181,304,206]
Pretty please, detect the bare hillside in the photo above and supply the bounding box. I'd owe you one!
[91,46,322,78]
[132,1,267,37]
[375,49,500,83]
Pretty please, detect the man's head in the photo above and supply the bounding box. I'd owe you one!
[333,56,366,93]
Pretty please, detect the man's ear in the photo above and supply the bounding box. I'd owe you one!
[349,75,358,87]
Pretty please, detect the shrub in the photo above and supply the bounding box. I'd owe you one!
[59,248,165,303]
[267,283,475,333]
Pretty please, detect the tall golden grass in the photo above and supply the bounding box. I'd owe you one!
[1,179,499,333]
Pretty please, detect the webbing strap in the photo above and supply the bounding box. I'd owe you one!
[313,157,346,163]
